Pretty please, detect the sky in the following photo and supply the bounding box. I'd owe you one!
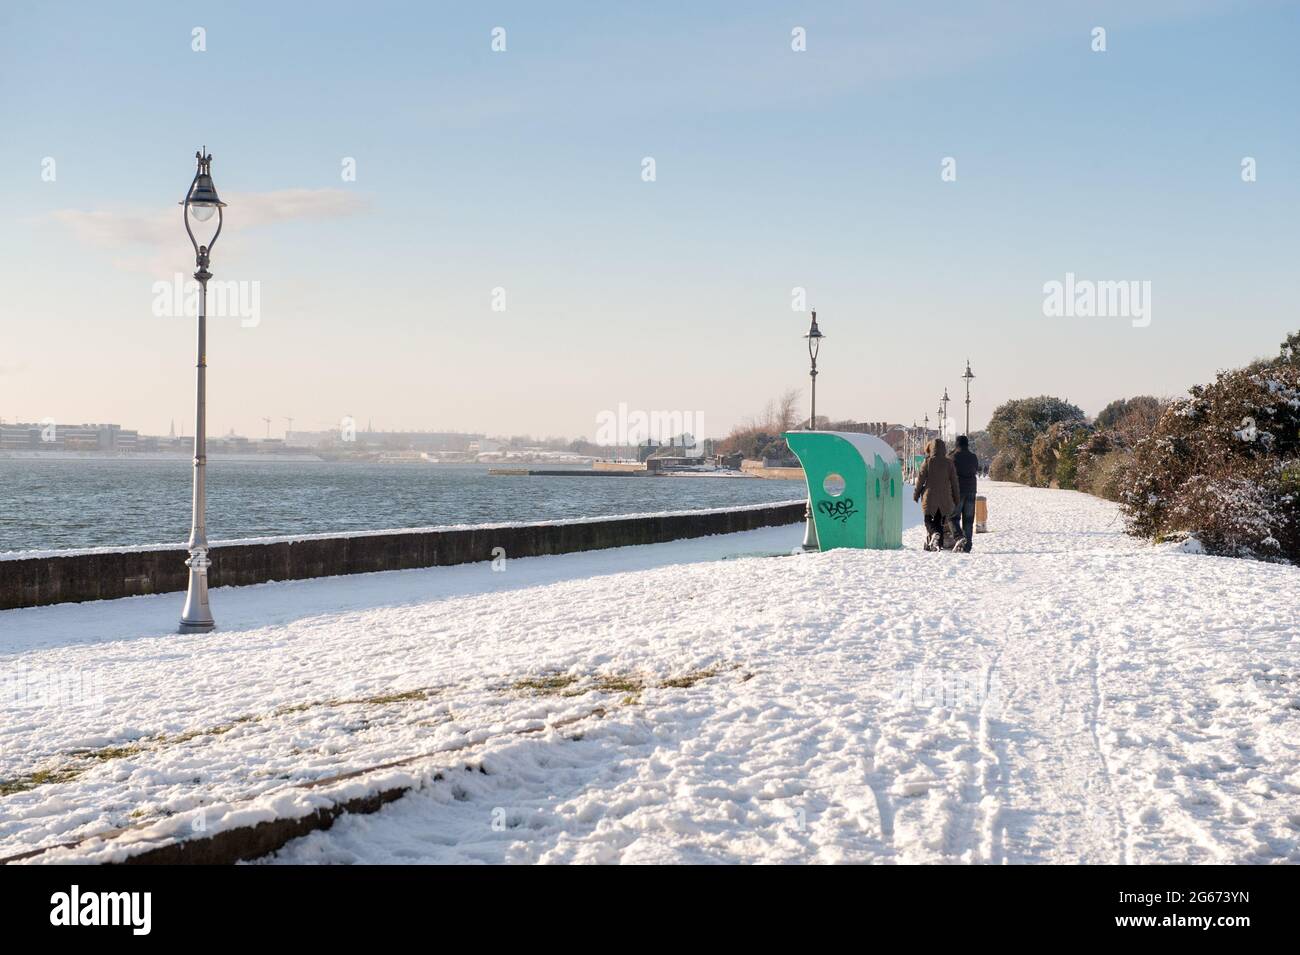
[1,1,1297,442]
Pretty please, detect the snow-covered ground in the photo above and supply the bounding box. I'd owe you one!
[1,483,1297,864]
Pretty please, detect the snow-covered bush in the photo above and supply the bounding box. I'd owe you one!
[989,449,1023,482]
[1074,431,1114,493]
[986,395,1086,484]
[1095,396,1164,442]
[1030,420,1091,488]
[1121,350,1300,563]
[1083,450,1133,502]
[1075,399,1163,499]
[1163,471,1288,559]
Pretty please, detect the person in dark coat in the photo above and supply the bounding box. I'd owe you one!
[948,434,980,552]
[913,438,959,550]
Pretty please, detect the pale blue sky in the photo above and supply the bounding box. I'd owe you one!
[1,1,1296,440]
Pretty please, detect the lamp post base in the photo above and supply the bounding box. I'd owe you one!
[801,500,820,551]
[178,549,215,633]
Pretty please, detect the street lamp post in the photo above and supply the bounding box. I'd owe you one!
[801,310,824,551]
[962,359,975,437]
[178,149,227,634]
[805,310,823,429]
[941,388,951,441]
[910,421,918,479]
[937,399,945,444]
[922,413,931,474]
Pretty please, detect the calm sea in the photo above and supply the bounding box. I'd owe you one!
[0,457,803,554]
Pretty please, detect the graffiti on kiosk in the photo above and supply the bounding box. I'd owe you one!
[817,498,858,523]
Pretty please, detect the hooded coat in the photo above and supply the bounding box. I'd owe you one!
[913,438,959,516]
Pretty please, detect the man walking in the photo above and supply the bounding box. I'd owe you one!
[949,435,979,552]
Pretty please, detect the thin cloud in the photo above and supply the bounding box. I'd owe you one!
[236,189,369,228]
[49,208,174,249]
[49,188,367,251]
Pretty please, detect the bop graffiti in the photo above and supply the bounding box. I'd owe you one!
[817,499,858,523]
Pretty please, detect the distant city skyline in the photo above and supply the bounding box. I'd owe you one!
[0,414,919,445]
[3,2,1297,441]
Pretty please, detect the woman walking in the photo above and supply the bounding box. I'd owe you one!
[913,438,959,551]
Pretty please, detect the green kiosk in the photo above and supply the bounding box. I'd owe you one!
[784,431,904,551]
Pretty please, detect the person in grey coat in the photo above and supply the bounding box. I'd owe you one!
[913,438,959,551]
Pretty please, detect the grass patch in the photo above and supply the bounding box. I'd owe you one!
[2,686,441,800]
[513,667,731,705]
[275,702,316,716]
[346,689,428,706]
[5,668,733,801]
[512,674,579,695]
[6,666,736,801]
[657,668,720,690]
[593,676,644,695]
[593,675,646,705]
[84,744,146,761]
[0,766,86,796]
[162,716,257,746]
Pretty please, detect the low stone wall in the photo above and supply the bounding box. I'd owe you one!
[740,460,805,480]
[0,502,806,610]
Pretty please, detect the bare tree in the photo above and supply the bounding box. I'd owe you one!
[776,388,800,433]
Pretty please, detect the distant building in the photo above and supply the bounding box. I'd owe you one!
[0,424,40,450]
[286,428,484,452]
[0,422,137,452]
[836,421,892,437]
[208,434,252,454]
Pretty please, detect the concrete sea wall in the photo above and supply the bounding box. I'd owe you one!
[0,502,806,610]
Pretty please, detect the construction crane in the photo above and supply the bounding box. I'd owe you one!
[262,417,272,439]
[283,416,294,437]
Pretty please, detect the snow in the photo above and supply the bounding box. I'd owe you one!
[2,482,1298,865]
[815,430,900,467]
